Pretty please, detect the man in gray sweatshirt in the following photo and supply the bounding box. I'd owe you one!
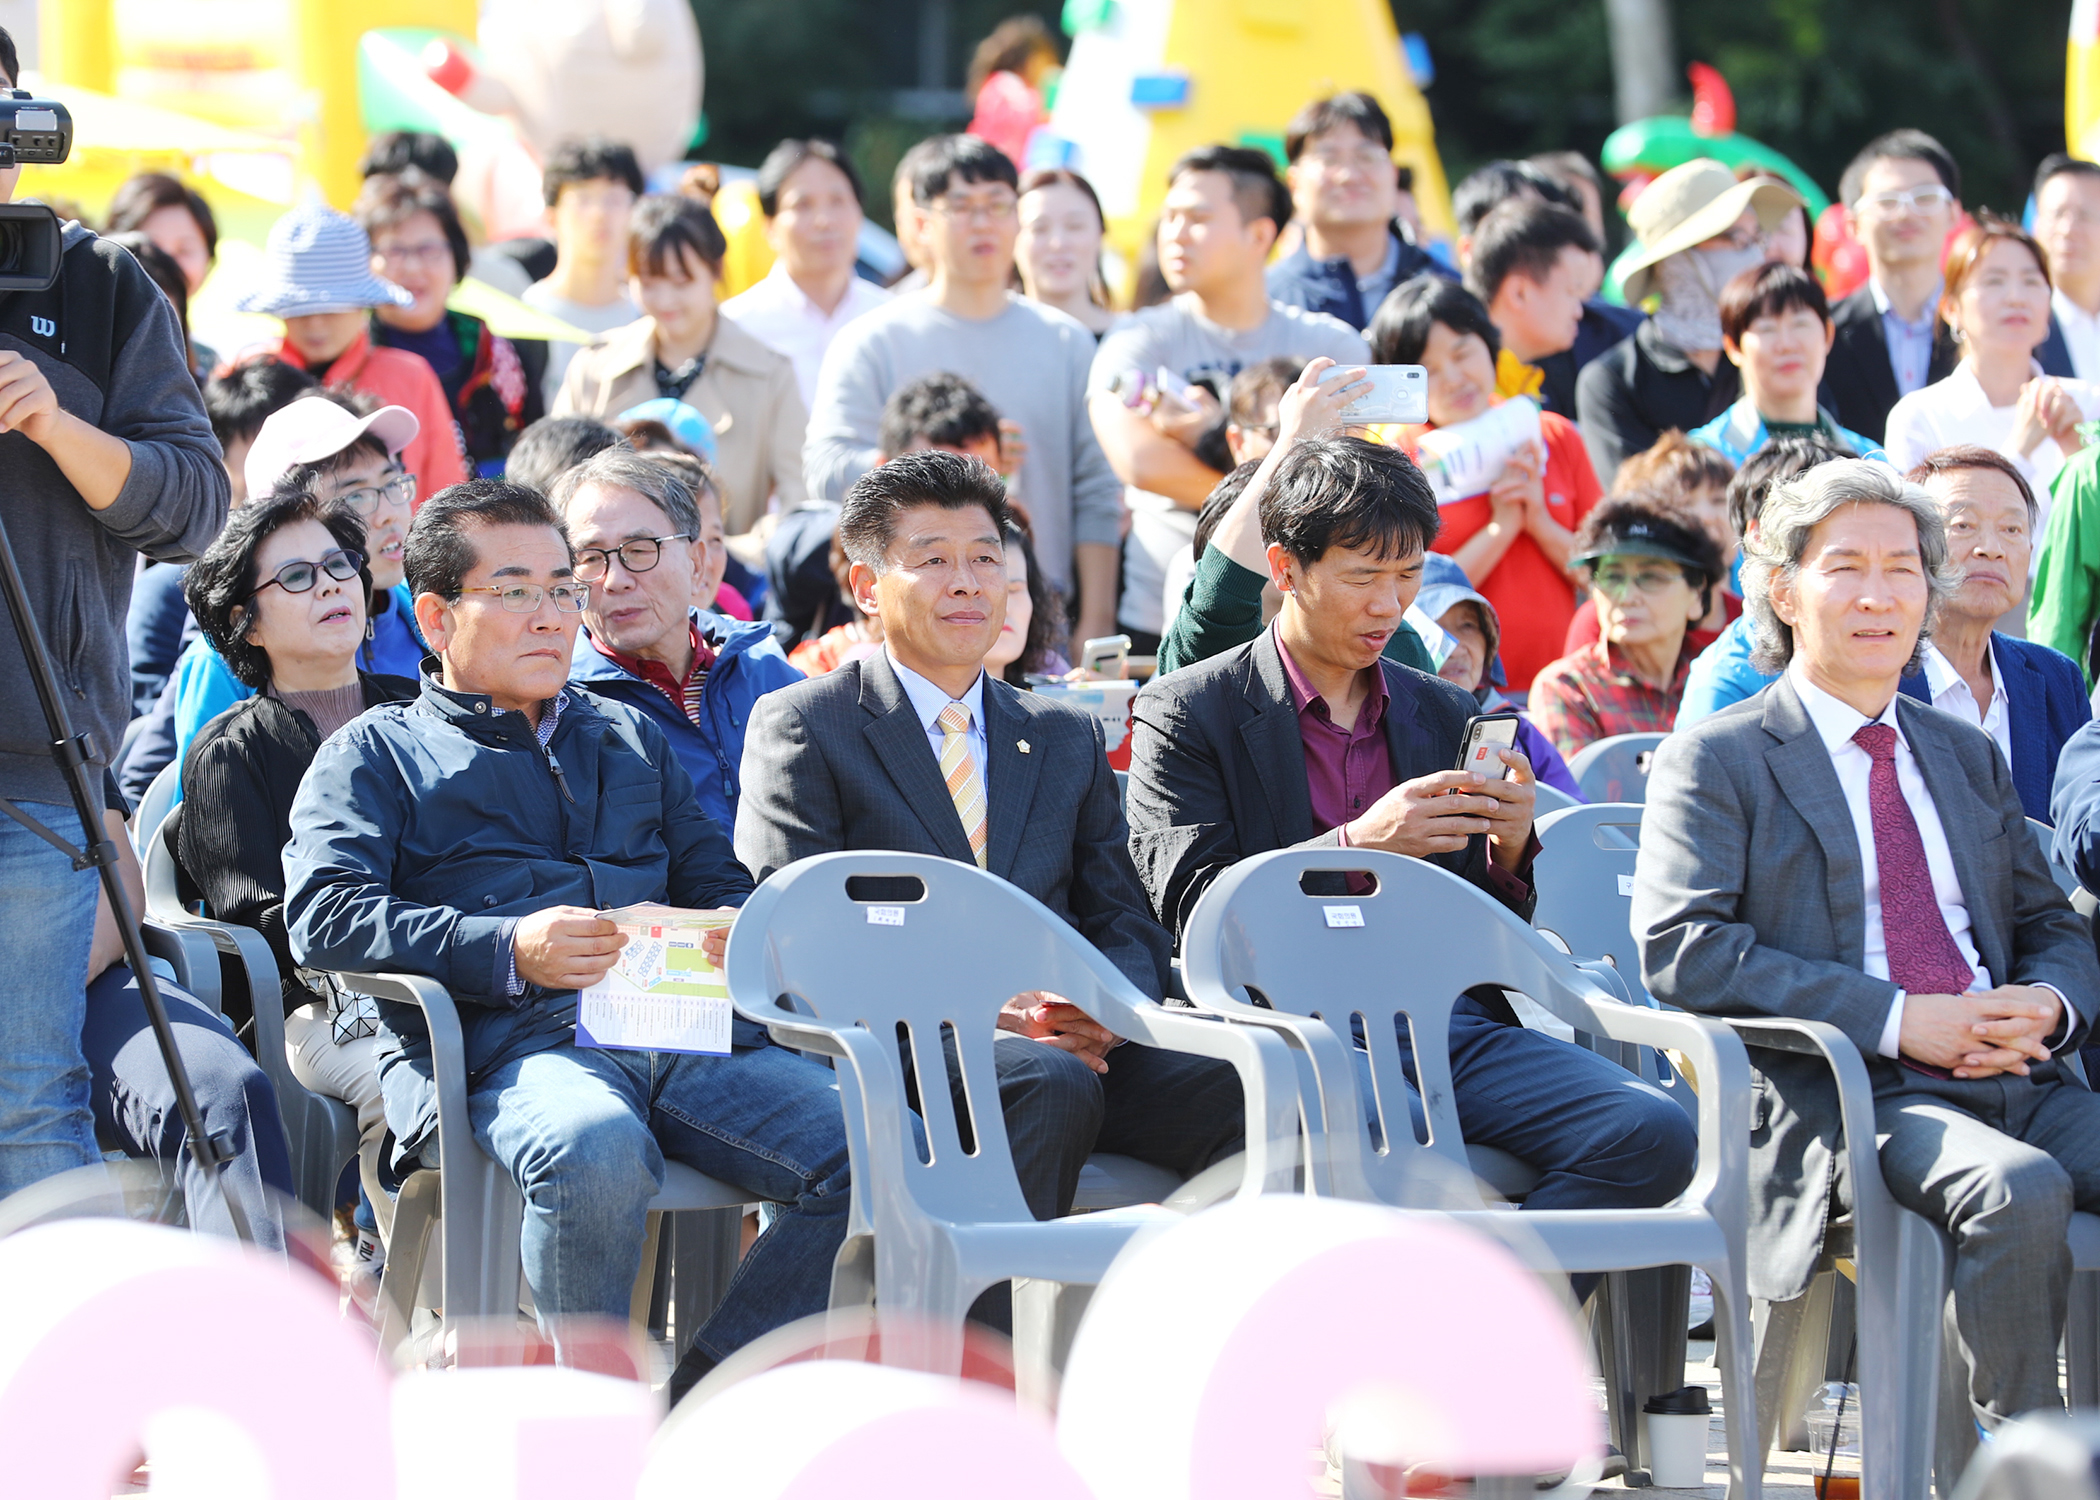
[0,30,230,1200]
[801,134,1124,646]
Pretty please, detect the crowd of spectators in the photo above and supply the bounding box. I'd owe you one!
[19,11,2100,1450]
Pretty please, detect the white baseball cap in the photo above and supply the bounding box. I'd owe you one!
[245,396,421,502]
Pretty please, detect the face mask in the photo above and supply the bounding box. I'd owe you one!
[1651,243,1768,354]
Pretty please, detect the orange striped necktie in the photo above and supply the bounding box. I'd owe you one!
[937,702,988,869]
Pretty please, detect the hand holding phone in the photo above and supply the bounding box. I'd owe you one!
[1454,712,1522,780]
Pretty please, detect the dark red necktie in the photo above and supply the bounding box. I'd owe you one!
[1854,723,1972,1076]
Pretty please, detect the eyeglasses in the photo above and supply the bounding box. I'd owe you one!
[1591,565,1690,599]
[928,194,1018,224]
[334,472,417,517]
[455,583,591,614]
[1303,143,1394,172]
[571,533,693,582]
[374,240,453,269]
[1859,185,1954,217]
[248,547,364,604]
[1712,221,1770,251]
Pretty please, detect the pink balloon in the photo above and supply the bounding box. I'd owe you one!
[1060,1198,1597,1500]
[0,1219,394,1499]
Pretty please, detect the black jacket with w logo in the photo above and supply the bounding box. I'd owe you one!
[0,218,227,806]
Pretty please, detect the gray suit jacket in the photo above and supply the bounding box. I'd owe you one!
[734,651,1171,999]
[1635,675,2097,1299]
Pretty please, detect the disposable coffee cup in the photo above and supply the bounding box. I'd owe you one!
[1642,1385,1711,1488]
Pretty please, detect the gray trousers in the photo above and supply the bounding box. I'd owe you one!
[1876,1064,2100,1427]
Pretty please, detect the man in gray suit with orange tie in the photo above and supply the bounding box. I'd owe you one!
[1635,459,2100,1439]
[735,449,1244,1222]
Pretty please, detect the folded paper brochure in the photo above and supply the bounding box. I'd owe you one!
[576,904,735,1056]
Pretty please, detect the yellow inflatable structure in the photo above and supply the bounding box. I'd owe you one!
[2073,0,2100,164]
[1046,0,1454,280]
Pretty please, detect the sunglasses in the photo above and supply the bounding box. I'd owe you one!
[247,547,364,605]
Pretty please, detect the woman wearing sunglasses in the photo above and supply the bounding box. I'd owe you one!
[174,489,419,1271]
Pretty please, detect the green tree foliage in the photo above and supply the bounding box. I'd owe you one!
[1400,0,2074,214]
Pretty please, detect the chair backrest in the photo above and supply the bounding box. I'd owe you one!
[1568,732,1667,804]
[1531,781,1580,817]
[726,851,1166,1228]
[1180,847,1628,1200]
[132,761,182,858]
[1532,803,1650,1000]
[2031,817,2084,901]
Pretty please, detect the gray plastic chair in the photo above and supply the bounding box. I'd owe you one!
[140,809,351,1218]
[2032,817,2085,902]
[131,760,181,857]
[723,850,1301,1373]
[1531,780,1581,817]
[1738,1019,2100,1498]
[1178,847,1761,1500]
[1568,731,1667,804]
[333,971,759,1357]
[1533,803,1657,1003]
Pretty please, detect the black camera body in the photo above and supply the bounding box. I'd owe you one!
[0,88,75,293]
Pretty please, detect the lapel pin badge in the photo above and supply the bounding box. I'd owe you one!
[1017,739,1031,754]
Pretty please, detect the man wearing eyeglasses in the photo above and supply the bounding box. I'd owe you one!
[284,477,854,1396]
[120,394,434,804]
[555,447,802,835]
[1824,131,1970,444]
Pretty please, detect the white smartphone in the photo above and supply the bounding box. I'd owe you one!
[1454,712,1522,780]
[1342,364,1429,425]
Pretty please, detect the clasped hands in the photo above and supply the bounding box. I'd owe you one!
[1899,985,2064,1079]
[999,992,1120,1075]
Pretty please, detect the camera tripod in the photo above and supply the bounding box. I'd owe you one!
[0,503,252,1242]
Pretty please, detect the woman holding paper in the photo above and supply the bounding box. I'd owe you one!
[1366,275,1603,693]
[177,488,418,1265]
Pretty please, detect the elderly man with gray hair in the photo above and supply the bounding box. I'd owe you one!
[1634,457,2100,1442]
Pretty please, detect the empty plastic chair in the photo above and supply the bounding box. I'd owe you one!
[724,850,1300,1373]
[1569,731,1667,804]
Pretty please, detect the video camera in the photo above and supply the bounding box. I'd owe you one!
[0,87,74,293]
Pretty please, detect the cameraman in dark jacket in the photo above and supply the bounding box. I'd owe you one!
[0,28,230,1201]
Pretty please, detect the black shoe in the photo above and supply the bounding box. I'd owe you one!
[1687,1318,1716,1340]
[665,1343,717,1408]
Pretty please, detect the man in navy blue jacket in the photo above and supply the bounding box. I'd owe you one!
[554,447,802,832]
[283,478,848,1390]
[1265,93,1454,332]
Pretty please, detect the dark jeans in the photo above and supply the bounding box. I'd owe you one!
[82,963,293,1250]
[1367,992,1698,1300]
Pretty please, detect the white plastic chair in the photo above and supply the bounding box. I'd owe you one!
[1568,731,1667,804]
[1178,847,1761,1499]
[139,809,355,1219]
[315,971,758,1357]
[131,760,181,858]
[723,851,1301,1373]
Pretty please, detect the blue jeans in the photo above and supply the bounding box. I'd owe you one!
[0,801,100,1198]
[82,963,293,1250]
[469,1038,852,1363]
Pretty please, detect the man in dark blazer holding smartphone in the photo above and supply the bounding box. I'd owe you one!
[1126,432,1695,1223]
[735,450,1245,1225]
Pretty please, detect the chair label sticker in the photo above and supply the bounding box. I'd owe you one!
[867,906,906,926]
[1617,874,1635,896]
[1323,905,1364,928]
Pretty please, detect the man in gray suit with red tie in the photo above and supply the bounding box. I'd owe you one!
[1636,459,2100,1438]
[735,450,1244,1223]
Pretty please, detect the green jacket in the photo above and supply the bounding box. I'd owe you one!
[1156,545,1432,677]
[2031,446,2100,685]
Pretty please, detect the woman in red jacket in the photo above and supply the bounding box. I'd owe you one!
[1367,276,1601,693]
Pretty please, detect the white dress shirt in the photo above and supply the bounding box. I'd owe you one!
[720,263,893,410]
[1789,664,2071,1057]
[887,651,988,788]
[1920,640,2013,775]
[1884,363,2100,543]
[2055,288,2100,384]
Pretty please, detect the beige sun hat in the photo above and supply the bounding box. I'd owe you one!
[1619,159,1804,304]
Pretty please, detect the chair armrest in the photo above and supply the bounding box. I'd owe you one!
[1114,1002,1301,1195]
[1717,1015,1897,1238]
[331,972,469,1166]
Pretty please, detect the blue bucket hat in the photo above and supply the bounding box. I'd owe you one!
[235,204,415,319]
